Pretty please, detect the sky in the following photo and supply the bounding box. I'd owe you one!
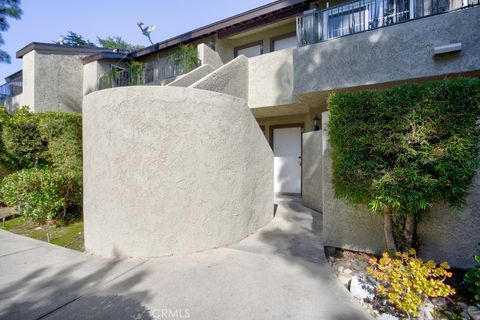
[0,0,274,81]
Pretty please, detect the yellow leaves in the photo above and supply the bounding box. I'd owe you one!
[366,250,455,317]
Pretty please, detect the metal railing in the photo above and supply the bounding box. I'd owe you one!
[297,0,479,45]
[98,55,200,91]
[0,81,23,99]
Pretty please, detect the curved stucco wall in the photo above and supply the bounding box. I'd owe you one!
[83,86,273,258]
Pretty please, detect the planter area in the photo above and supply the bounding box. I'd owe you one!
[326,247,480,320]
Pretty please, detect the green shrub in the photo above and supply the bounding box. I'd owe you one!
[37,112,82,172]
[0,109,83,223]
[2,106,47,169]
[172,44,199,73]
[0,107,16,172]
[367,249,455,317]
[328,78,480,250]
[0,168,77,223]
[465,243,480,308]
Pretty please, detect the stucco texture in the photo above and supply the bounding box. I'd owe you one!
[33,52,86,112]
[321,112,480,268]
[190,55,249,101]
[83,86,273,258]
[322,112,386,254]
[302,131,323,212]
[167,64,215,87]
[249,48,296,108]
[417,175,480,268]
[197,43,223,69]
[293,6,480,95]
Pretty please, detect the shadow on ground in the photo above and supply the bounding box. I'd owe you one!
[0,255,152,320]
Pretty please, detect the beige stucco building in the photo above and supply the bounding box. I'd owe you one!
[2,0,480,264]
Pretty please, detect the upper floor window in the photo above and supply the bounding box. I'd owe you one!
[271,32,298,52]
[234,41,263,58]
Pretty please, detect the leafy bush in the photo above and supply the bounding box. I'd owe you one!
[367,249,455,317]
[328,78,480,250]
[2,106,47,169]
[0,109,83,223]
[37,112,82,172]
[0,107,16,173]
[126,61,145,86]
[0,168,79,223]
[465,243,480,308]
[172,44,199,74]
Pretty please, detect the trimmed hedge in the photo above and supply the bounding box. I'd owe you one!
[0,168,74,223]
[2,107,46,169]
[329,78,480,248]
[37,112,82,173]
[0,108,16,175]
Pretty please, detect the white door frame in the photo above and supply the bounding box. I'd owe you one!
[270,123,304,195]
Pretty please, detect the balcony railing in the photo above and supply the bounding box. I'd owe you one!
[297,0,479,45]
[0,81,23,100]
[98,55,200,91]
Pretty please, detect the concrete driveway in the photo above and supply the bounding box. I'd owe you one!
[0,196,372,320]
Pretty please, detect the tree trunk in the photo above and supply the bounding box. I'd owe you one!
[404,214,416,249]
[383,207,397,252]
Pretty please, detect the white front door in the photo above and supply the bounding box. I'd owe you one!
[273,126,302,194]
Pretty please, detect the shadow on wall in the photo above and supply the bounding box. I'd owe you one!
[291,27,389,94]
[59,93,82,113]
[273,58,294,106]
[275,157,299,193]
[0,253,152,319]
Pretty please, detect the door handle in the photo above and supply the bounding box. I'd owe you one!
[298,156,302,166]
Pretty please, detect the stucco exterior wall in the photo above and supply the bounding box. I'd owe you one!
[322,112,386,255]
[417,178,480,268]
[294,6,480,95]
[83,86,273,258]
[322,112,480,268]
[197,43,223,69]
[83,60,113,96]
[3,94,25,112]
[167,64,215,87]
[190,55,249,101]
[18,51,35,109]
[215,19,296,63]
[33,52,86,112]
[302,131,323,212]
[249,48,296,108]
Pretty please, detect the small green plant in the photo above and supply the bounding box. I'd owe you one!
[172,44,199,74]
[127,61,145,85]
[367,249,455,318]
[465,242,480,308]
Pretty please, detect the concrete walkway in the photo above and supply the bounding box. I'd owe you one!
[0,196,372,320]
